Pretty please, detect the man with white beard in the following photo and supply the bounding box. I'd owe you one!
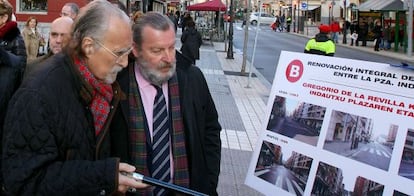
[110,12,221,196]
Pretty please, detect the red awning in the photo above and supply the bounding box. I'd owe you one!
[187,0,227,11]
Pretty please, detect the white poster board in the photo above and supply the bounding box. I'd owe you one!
[245,51,414,196]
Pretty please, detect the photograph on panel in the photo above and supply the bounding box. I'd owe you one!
[394,190,410,196]
[266,96,326,146]
[312,162,351,195]
[352,176,384,195]
[312,162,384,195]
[254,141,313,195]
[398,128,414,181]
[323,110,396,171]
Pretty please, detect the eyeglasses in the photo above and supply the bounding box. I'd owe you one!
[94,39,133,63]
[60,12,70,17]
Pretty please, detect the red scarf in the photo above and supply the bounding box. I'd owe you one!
[74,57,113,136]
[0,21,17,39]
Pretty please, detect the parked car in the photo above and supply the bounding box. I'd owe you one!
[249,12,276,26]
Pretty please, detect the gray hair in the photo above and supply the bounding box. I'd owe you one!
[64,2,79,16]
[68,0,130,58]
[132,12,174,50]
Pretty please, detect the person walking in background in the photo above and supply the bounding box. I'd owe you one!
[0,0,26,191]
[167,11,177,32]
[181,12,192,31]
[2,1,147,194]
[22,16,44,63]
[382,24,392,50]
[330,19,340,43]
[24,16,73,77]
[304,24,335,56]
[181,20,202,65]
[373,20,382,51]
[61,2,79,20]
[349,20,359,46]
[359,21,368,46]
[286,15,292,32]
[279,14,285,32]
[110,12,222,196]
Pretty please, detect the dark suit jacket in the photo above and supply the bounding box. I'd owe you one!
[110,51,222,195]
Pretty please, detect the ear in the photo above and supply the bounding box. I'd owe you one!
[81,37,95,56]
[131,42,139,58]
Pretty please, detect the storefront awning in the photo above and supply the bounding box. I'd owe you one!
[300,5,320,11]
[358,0,405,11]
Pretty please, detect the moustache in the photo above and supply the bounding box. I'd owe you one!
[158,62,175,69]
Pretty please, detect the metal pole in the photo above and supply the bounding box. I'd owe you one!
[306,0,308,36]
[297,1,299,33]
[246,0,261,88]
[407,0,413,57]
[226,0,234,59]
[293,3,296,32]
[241,0,250,73]
[224,1,227,51]
[342,0,347,44]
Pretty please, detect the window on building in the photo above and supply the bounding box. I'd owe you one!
[17,0,48,13]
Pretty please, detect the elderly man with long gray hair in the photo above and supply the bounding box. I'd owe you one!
[2,0,147,195]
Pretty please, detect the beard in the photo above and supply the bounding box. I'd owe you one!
[136,56,176,86]
[103,64,123,84]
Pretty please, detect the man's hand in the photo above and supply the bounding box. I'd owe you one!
[117,163,149,193]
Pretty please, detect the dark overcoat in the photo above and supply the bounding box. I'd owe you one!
[110,51,222,196]
[2,53,122,195]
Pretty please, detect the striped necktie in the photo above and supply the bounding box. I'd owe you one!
[151,85,171,196]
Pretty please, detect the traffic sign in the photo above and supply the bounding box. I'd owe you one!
[301,2,307,9]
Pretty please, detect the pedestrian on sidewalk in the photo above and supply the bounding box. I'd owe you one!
[110,12,221,196]
[304,24,335,56]
[180,19,202,65]
[349,20,359,46]
[25,16,73,78]
[2,1,147,194]
[330,19,340,43]
[358,22,368,46]
[382,24,392,50]
[22,16,44,63]
[286,15,292,32]
[373,20,382,51]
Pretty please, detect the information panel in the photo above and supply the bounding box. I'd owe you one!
[245,51,414,196]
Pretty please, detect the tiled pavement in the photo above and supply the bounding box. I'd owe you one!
[195,42,268,196]
[176,33,269,195]
[176,25,413,195]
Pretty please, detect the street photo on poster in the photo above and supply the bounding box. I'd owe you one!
[323,110,397,171]
[254,140,313,195]
[312,162,384,195]
[398,128,414,180]
[394,190,410,196]
[266,96,326,146]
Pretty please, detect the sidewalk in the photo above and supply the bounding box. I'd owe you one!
[294,25,414,64]
[195,42,268,196]
[177,26,413,195]
[176,29,268,195]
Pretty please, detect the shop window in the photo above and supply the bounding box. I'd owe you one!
[17,0,48,14]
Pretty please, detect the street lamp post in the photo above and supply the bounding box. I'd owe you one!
[293,4,296,32]
[342,0,347,44]
[226,0,234,59]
